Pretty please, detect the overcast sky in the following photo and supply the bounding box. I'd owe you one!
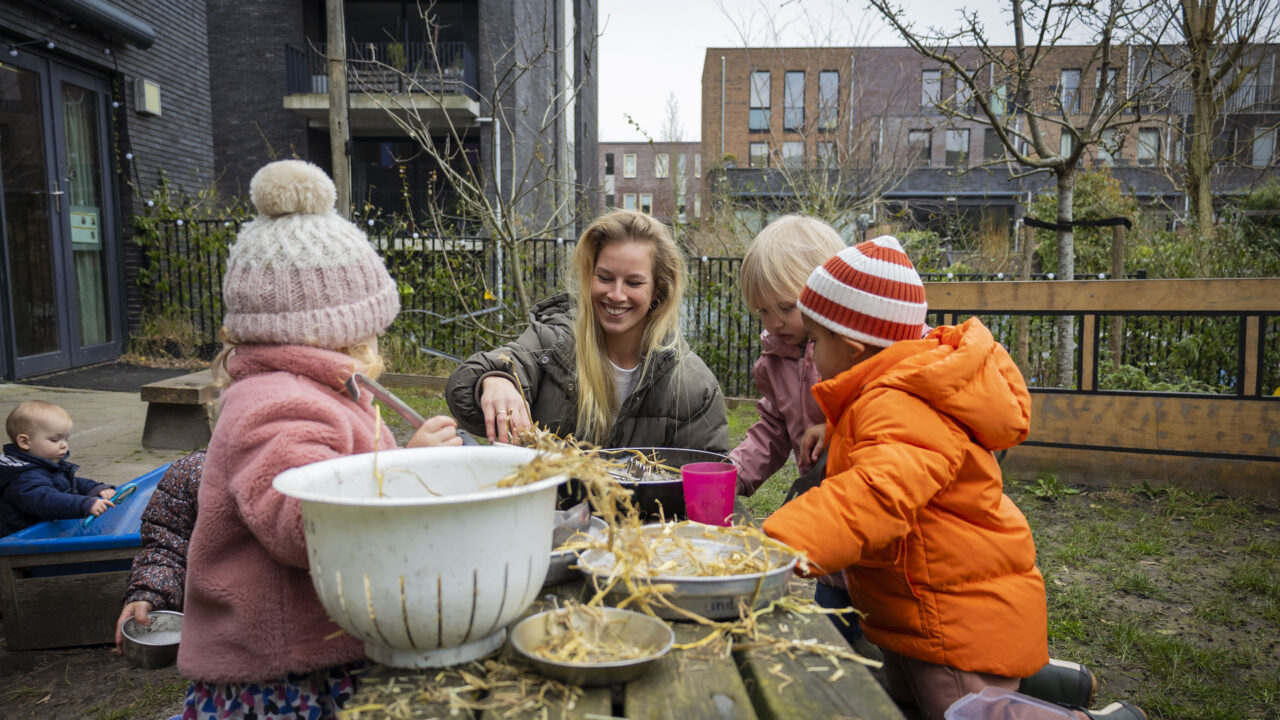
[595,0,1054,142]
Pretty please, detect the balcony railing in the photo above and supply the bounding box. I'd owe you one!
[914,83,1280,119]
[285,41,477,99]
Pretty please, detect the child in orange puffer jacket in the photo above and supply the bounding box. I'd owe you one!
[762,237,1143,720]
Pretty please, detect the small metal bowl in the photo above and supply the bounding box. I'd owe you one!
[120,610,183,669]
[509,606,674,686]
[544,517,609,588]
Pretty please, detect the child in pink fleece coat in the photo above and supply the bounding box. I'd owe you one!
[727,216,859,643]
[177,160,461,720]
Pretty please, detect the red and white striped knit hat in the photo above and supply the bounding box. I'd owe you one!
[797,235,927,347]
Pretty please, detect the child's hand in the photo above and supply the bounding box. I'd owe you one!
[114,600,152,654]
[89,498,115,516]
[408,415,464,448]
[100,488,116,500]
[479,376,531,443]
[801,423,827,464]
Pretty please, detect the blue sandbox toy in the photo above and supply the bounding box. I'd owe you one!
[0,463,173,651]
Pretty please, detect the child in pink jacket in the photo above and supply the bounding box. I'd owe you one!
[727,216,857,641]
[176,160,460,720]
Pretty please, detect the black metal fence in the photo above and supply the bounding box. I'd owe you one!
[284,40,477,98]
[135,220,1279,398]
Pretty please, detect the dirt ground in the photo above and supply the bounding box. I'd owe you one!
[0,638,186,719]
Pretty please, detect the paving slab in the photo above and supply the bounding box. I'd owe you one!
[0,384,191,484]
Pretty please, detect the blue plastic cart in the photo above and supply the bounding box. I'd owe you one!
[0,463,171,650]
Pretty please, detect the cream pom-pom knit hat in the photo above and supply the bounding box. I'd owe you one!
[221,160,399,348]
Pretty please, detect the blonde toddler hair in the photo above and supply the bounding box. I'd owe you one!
[740,215,846,309]
[6,400,69,443]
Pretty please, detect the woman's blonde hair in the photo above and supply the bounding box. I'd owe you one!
[740,215,845,309]
[570,210,686,444]
[212,329,385,389]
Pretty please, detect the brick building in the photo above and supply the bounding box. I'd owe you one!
[599,141,702,223]
[0,0,214,379]
[701,45,1279,237]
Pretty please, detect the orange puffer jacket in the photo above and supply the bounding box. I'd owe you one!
[762,318,1048,678]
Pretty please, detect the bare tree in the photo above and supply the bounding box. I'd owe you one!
[867,0,1171,386]
[661,92,685,142]
[349,1,597,334]
[1138,0,1280,241]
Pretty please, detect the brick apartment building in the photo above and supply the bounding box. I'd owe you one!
[701,45,1279,237]
[599,141,703,223]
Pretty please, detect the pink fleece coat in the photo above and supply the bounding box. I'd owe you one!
[729,332,825,496]
[178,344,393,683]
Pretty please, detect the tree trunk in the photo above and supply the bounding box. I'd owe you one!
[1055,169,1076,388]
[1015,222,1035,372]
[1182,0,1218,244]
[1108,223,1125,363]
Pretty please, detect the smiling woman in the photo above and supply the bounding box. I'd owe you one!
[445,210,728,452]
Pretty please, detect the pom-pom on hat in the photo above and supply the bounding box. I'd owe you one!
[221,160,399,348]
[797,235,927,347]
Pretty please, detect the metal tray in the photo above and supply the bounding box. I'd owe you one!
[576,523,797,621]
[544,517,609,588]
[559,447,728,520]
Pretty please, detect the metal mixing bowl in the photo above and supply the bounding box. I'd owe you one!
[509,606,674,686]
[558,448,729,519]
[120,610,183,669]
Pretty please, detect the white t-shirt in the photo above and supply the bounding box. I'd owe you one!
[610,359,640,402]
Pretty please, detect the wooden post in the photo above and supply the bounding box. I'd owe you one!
[1014,223,1034,371]
[1108,223,1125,364]
[326,0,351,218]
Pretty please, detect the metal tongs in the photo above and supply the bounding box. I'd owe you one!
[344,372,478,445]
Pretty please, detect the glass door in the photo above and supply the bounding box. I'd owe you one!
[0,53,119,378]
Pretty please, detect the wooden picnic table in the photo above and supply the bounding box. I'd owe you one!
[340,575,905,720]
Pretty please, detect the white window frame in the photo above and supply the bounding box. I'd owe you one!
[695,153,702,177]
[655,153,669,178]
[694,194,701,218]
[639,193,653,214]
[623,193,637,210]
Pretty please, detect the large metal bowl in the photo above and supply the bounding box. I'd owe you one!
[509,606,674,686]
[559,448,728,520]
[577,523,797,621]
[120,610,183,669]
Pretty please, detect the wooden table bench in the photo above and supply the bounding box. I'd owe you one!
[140,369,218,450]
[340,579,904,720]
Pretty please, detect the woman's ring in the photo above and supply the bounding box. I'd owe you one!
[496,410,508,417]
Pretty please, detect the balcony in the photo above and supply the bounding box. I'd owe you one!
[283,41,480,133]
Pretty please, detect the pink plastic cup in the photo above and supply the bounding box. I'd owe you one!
[681,462,736,526]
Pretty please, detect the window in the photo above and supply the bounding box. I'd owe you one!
[750,71,771,131]
[1060,131,1075,157]
[655,153,669,178]
[1060,69,1081,113]
[990,83,1009,116]
[1096,67,1118,109]
[1137,128,1160,166]
[676,154,687,180]
[1252,128,1275,167]
[908,129,932,164]
[818,70,839,130]
[695,153,702,177]
[605,193,615,207]
[623,193,637,210]
[639,193,653,214]
[694,195,701,218]
[784,71,805,130]
[946,129,969,166]
[921,70,941,111]
[954,78,972,113]
[782,141,804,168]
[983,128,1004,161]
[604,153,615,175]
[749,142,769,168]
[817,141,836,168]
[1098,128,1119,166]
[623,154,636,178]
[676,193,687,220]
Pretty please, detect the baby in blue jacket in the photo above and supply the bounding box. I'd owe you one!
[0,400,115,536]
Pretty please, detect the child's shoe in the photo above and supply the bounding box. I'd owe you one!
[1018,658,1096,707]
[1084,702,1147,720]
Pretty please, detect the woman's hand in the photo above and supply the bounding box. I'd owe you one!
[408,415,464,448]
[115,600,153,654]
[801,423,827,464]
[480,376,531,443]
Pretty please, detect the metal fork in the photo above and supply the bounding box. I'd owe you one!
[344,372,478,445]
